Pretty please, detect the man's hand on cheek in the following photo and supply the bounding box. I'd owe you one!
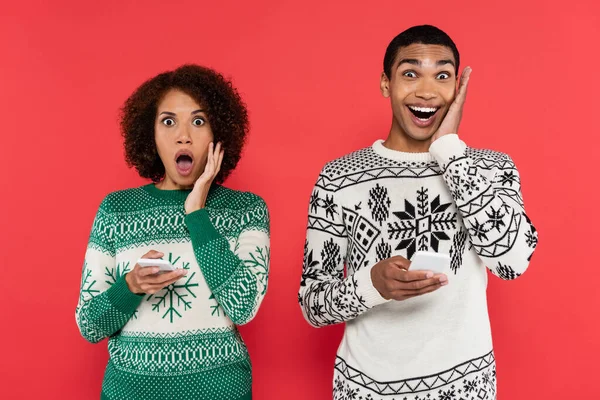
[431,66,472,143]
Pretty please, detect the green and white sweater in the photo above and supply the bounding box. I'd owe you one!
[75,184,270,400]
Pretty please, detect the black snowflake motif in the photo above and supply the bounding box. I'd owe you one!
[469,218,490,241]
[449,227,468,274]
[300,240,320,287]
[498,170,518,186]
[482,371,492,387]
[449,175,465,202]
[321,238,342,274]
[463,376,480,393]
[344,385,359,400]
[438,388,457,400]
[375,239,392,262]
[309,190,321,214]
[485,206,506,232]
[388,187,456,259]
[368,184,391,226]
[496,262,521,280]
[310,303,326,318]
[334,376,345,393]
[309,190,339,220]
[333,295,348,311]
[463,179,478,194]
[323,194,339,220]
[525,226,538,248]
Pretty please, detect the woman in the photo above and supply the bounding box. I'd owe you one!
[76,65,269,400]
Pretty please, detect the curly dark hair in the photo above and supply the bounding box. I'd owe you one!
[120,64,249,184]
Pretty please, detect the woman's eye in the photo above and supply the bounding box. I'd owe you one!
[403,71,417,78]
[162,118,175,126]
[192,118,205,126]
[437,72,450,80]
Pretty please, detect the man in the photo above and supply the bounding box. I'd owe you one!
[298,25,537,400]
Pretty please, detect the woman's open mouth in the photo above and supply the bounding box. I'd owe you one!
[175,150,194,176]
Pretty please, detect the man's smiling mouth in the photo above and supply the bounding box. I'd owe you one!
[407,105,440,121]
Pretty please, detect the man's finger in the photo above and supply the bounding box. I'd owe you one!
[396,276,446,291]
[458,66,472,91]
[386,257,410,270]
[401,282,444,299]
[388,267,434,282]
[395,269,436,282]
[387,255,410,264]
[454,67,472,105]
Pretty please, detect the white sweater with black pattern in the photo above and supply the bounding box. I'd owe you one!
[298,134,537,400]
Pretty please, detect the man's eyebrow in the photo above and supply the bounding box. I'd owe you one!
[397,58,421,67]
[396,58,456,68]
[436,59,455,67]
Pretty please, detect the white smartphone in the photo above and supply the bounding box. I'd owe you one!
[137,258,180,272]
[410,251,450,274]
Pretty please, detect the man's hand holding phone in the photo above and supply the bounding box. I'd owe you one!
[370,253,449,301]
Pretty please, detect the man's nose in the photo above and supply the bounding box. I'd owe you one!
[415,79,438,100]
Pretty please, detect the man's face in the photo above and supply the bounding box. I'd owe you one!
[381,44,458,142]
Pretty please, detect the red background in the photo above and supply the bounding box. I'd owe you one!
[1,0,598,398]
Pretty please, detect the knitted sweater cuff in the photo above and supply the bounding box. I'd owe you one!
[353,265,391,308]
[185,208,221,246]
[429,134,467,167]
[106,275,144,315]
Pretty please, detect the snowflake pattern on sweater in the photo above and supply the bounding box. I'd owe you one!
[299,135,537,399]
[76,184,269,400]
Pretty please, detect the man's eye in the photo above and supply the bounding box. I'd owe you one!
[403,71,417,78]
[162,118,175,126]
[192,118,205,126]
[437,72,450,80]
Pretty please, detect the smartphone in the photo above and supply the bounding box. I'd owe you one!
[409,251,450,274]
[137,258,180,272]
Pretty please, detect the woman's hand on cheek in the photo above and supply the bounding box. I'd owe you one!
[184,142,224,214]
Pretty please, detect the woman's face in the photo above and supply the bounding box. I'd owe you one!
[154,89,214,190]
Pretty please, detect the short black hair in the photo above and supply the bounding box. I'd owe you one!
[120,64,249,184]
[383,25,460,79]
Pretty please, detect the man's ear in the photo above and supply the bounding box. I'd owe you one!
[380,72,391,98]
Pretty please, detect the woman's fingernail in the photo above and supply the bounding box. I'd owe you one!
[426,272,434,278]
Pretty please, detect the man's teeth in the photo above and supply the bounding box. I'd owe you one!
[408,106,439,112]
